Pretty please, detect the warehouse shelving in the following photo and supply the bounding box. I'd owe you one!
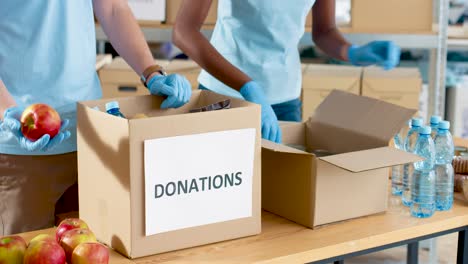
[95,0,448,120]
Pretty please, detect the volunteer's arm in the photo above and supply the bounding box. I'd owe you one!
[311,0,351,61]
[93,0,155,75]
[0,79,16,120]
[173,0,281,143]
[311,0,400,69]
[93,0,192,108]
[172,0,250,91]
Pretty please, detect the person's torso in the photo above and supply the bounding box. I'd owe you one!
[198,0,315,104]
[0,1,102,155]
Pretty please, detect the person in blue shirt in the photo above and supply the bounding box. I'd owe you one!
[0,1,191,235]
[173,0,401,143]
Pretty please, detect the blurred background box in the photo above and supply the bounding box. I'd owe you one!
[351,0,433,33]
[166,0,218,25]
[446,83,468,138]
[301,64,361,121]
[98,57,201,99]
[361,67,422,110]
[128,0,166,25]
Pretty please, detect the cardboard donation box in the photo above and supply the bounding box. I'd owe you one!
[362,67,422,110]
[98,57,201,99]
[262,90,421,228]
[302,64,361,121]
[352,0,433,33]
[77,90,261,258]
[166,0,218,25]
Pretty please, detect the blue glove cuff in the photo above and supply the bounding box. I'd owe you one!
[146,74,165,90]
[347,45,360,66]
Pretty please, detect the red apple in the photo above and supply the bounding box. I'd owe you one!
[59,228,96,263]
[29,234,57,247]
[72,243,109,264]
[20,103,61,141]
[56,218,89,243]
[0,236,27,264]
[23,241,65,264]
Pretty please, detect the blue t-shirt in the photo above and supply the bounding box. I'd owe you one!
[198,0,315,105]
[0,1,102,155]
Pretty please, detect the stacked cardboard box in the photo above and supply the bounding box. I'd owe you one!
[77,90,261,258]
[302,64,361,121]
[361,67,422,110]
[166,0,218,25]
[301,65,422,121]
[263,90,420,228]
[98,57,201,99]
[351,0,433,33]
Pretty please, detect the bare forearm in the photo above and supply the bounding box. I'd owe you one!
[0,79,16,119]
[173,29,250,90]
[94,0,154,75]
[313,27,351,61]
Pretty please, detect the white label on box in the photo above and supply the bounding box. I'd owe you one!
[144,128,256,236]
[128,0,165,21]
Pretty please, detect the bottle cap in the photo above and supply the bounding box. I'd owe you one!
[105,101,119,111]
[430,115,441,125]
[438,120,450,130]
[419,126,431,135]
[411,117,423,127]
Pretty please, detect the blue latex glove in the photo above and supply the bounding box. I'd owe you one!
[147,74,192,109]
[240,81,281,143]
[348,41,401,70]
[0,106,71,152]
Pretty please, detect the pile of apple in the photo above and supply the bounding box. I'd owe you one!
[0,218,109,264]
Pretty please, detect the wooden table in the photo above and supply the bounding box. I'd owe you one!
[19,139,468,264]
[19,194,468,264]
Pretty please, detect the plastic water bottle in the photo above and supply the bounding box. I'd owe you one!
[430,115,441,139]
[391,133,404,195]
[105,101,126,118]
[402,117,424,206]
[434,121,455,211]
[411,126,436,218]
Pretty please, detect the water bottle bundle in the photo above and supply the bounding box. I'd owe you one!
[392,116,455,218]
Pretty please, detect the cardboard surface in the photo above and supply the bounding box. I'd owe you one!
[302,64,361,121]
[319,147,423,173]
[262,90,419,229]
[351,0,433,33]
[362,67,422,109]
[166,0,218,25]
[78,90,261,258]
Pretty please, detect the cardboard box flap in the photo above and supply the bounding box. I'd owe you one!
[306,90,417,154]
[319,147,423,173]
[261,139,311,155]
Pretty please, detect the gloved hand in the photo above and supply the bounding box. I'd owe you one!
[0,106,71,152]
[240,81,281,143]
[147,74,192,109]
[348,41,401,70]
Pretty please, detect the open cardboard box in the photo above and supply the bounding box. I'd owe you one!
[77,90,261,258]
[262,90,422,228]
